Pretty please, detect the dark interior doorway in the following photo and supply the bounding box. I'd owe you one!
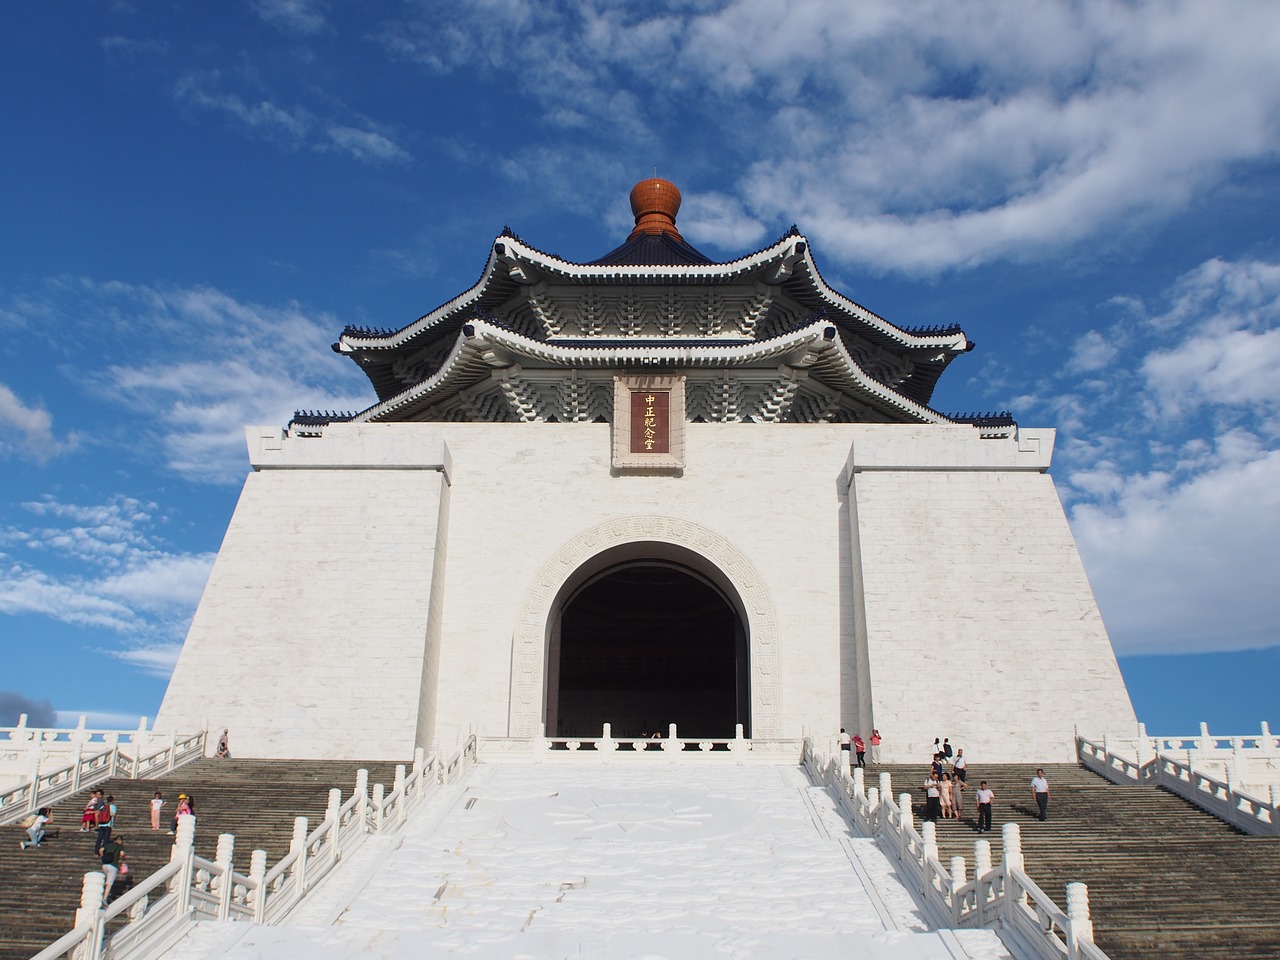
[549,561,749,739]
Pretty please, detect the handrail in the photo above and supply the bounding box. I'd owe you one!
[801,738,1106,960]
[0,731,207,825]
[1077,735,1278,836]
[33,736,481,959]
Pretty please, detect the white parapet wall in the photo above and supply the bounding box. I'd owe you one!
[846,429,1136,763]
[156,420,1135,763]
[155,427,451,760]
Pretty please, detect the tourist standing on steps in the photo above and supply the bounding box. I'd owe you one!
[853,733,866,768]
[80,790,104,832]
[839,727,851,769]
[20,807,52,849]
[1031,768,1050,821]
[952,773,965,819]
[100,835,126,904]
[150,791,165,831]
[171,793,191,834]
[923,771,942,822]
[216,728,231,759]
[939,773,954,819]
[976,781,994,833]
[94,796,115,855]
[952,748,967,783]
[870,729,882,764]
[942,738,953,764]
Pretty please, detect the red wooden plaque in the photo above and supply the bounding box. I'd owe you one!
[630,391,670,454]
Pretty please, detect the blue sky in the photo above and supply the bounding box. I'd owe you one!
[1,1,1277,738]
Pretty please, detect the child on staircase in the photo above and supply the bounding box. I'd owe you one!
[150,791,165,830]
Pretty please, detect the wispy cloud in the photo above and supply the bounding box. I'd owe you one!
[0,384,79,464]
[252,0,328,37]
[0,495,216,675]
[376,0,1280,273]
[1000,257,1280,655]
[326,125,411,164]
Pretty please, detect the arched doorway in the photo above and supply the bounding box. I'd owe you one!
[545,558,750,739]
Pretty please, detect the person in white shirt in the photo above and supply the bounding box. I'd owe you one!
[923,773,942,822]
[975,781,995,833]
[21,807,52,849]
[1031,768,1050,821]
[952,748,967,782]
[838,727,851,770]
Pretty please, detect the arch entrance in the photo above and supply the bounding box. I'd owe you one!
[508,516,780,740]
[546,560,749,739]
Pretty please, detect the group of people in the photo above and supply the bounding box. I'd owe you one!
[19,783,201,906]
[921,739,974,824]
[838,728,882,768]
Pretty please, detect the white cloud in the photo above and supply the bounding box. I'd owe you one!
[380,0,1280,272]
[252,0,328,36]
[326,125,411,164]
[1072,444,1280,654]
[0,384,78,464]
[1019,257,1280,655]
[680,192,767,250]
[175,73,311,146]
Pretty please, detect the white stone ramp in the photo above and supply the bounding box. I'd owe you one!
[164,763,1014,960]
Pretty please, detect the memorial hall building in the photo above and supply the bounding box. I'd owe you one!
[155,179,1137,764]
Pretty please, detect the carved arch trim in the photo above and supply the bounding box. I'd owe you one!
[508,515,781,738]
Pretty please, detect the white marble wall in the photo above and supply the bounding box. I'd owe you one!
[155,448,450,760]
[157,421,1135,764]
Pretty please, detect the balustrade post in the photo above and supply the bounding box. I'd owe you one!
[290,817,309,898]
[950,855,966,925]
[1065,882,1093,958]
[72,871,106,960]
[974,839,992,925]
[413,747,425,773]
[394,766,407,824]
[25,744,41,812]
[852,766,865,799]
[898,792,914,864]
[215,833,235,920]
[71,738,84,793]
[879,771,892,802]
[601,722,614,757]
[249,849,267,923]
[132,717,149,775]
[921,822,938,896]
[327,789,342,863]
[1001,823,1026,907]
[73,714,87,744]
[1262,721,1275,755]
[865,786,879,833]
[355,769,369,832]
[1231,738,1244,786]
[1199,721,1211,754]
[168,732,177,771]
[372,784,385,834]
[664,723,678,754]
[734,723,745,763]
[171,814,196,917]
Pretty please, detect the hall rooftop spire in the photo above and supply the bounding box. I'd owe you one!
[329,178,992,430]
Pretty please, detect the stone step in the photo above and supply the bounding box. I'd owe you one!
[869,763,1280,960]
[0,758,406,960]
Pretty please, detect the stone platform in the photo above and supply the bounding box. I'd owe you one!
[162,763,1013,959]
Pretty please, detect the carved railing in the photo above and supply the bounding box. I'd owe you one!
[480,722,803,762]
[1077,732,1279,836]
[30,736,479,960]
[0,730,206,825]
[803,739,1108,960]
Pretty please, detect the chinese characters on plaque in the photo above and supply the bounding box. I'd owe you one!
[612,375,685,471]
[630,391,670,454]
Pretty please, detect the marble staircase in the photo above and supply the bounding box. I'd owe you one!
[873,762,1280,960]
[0,758,403,960]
